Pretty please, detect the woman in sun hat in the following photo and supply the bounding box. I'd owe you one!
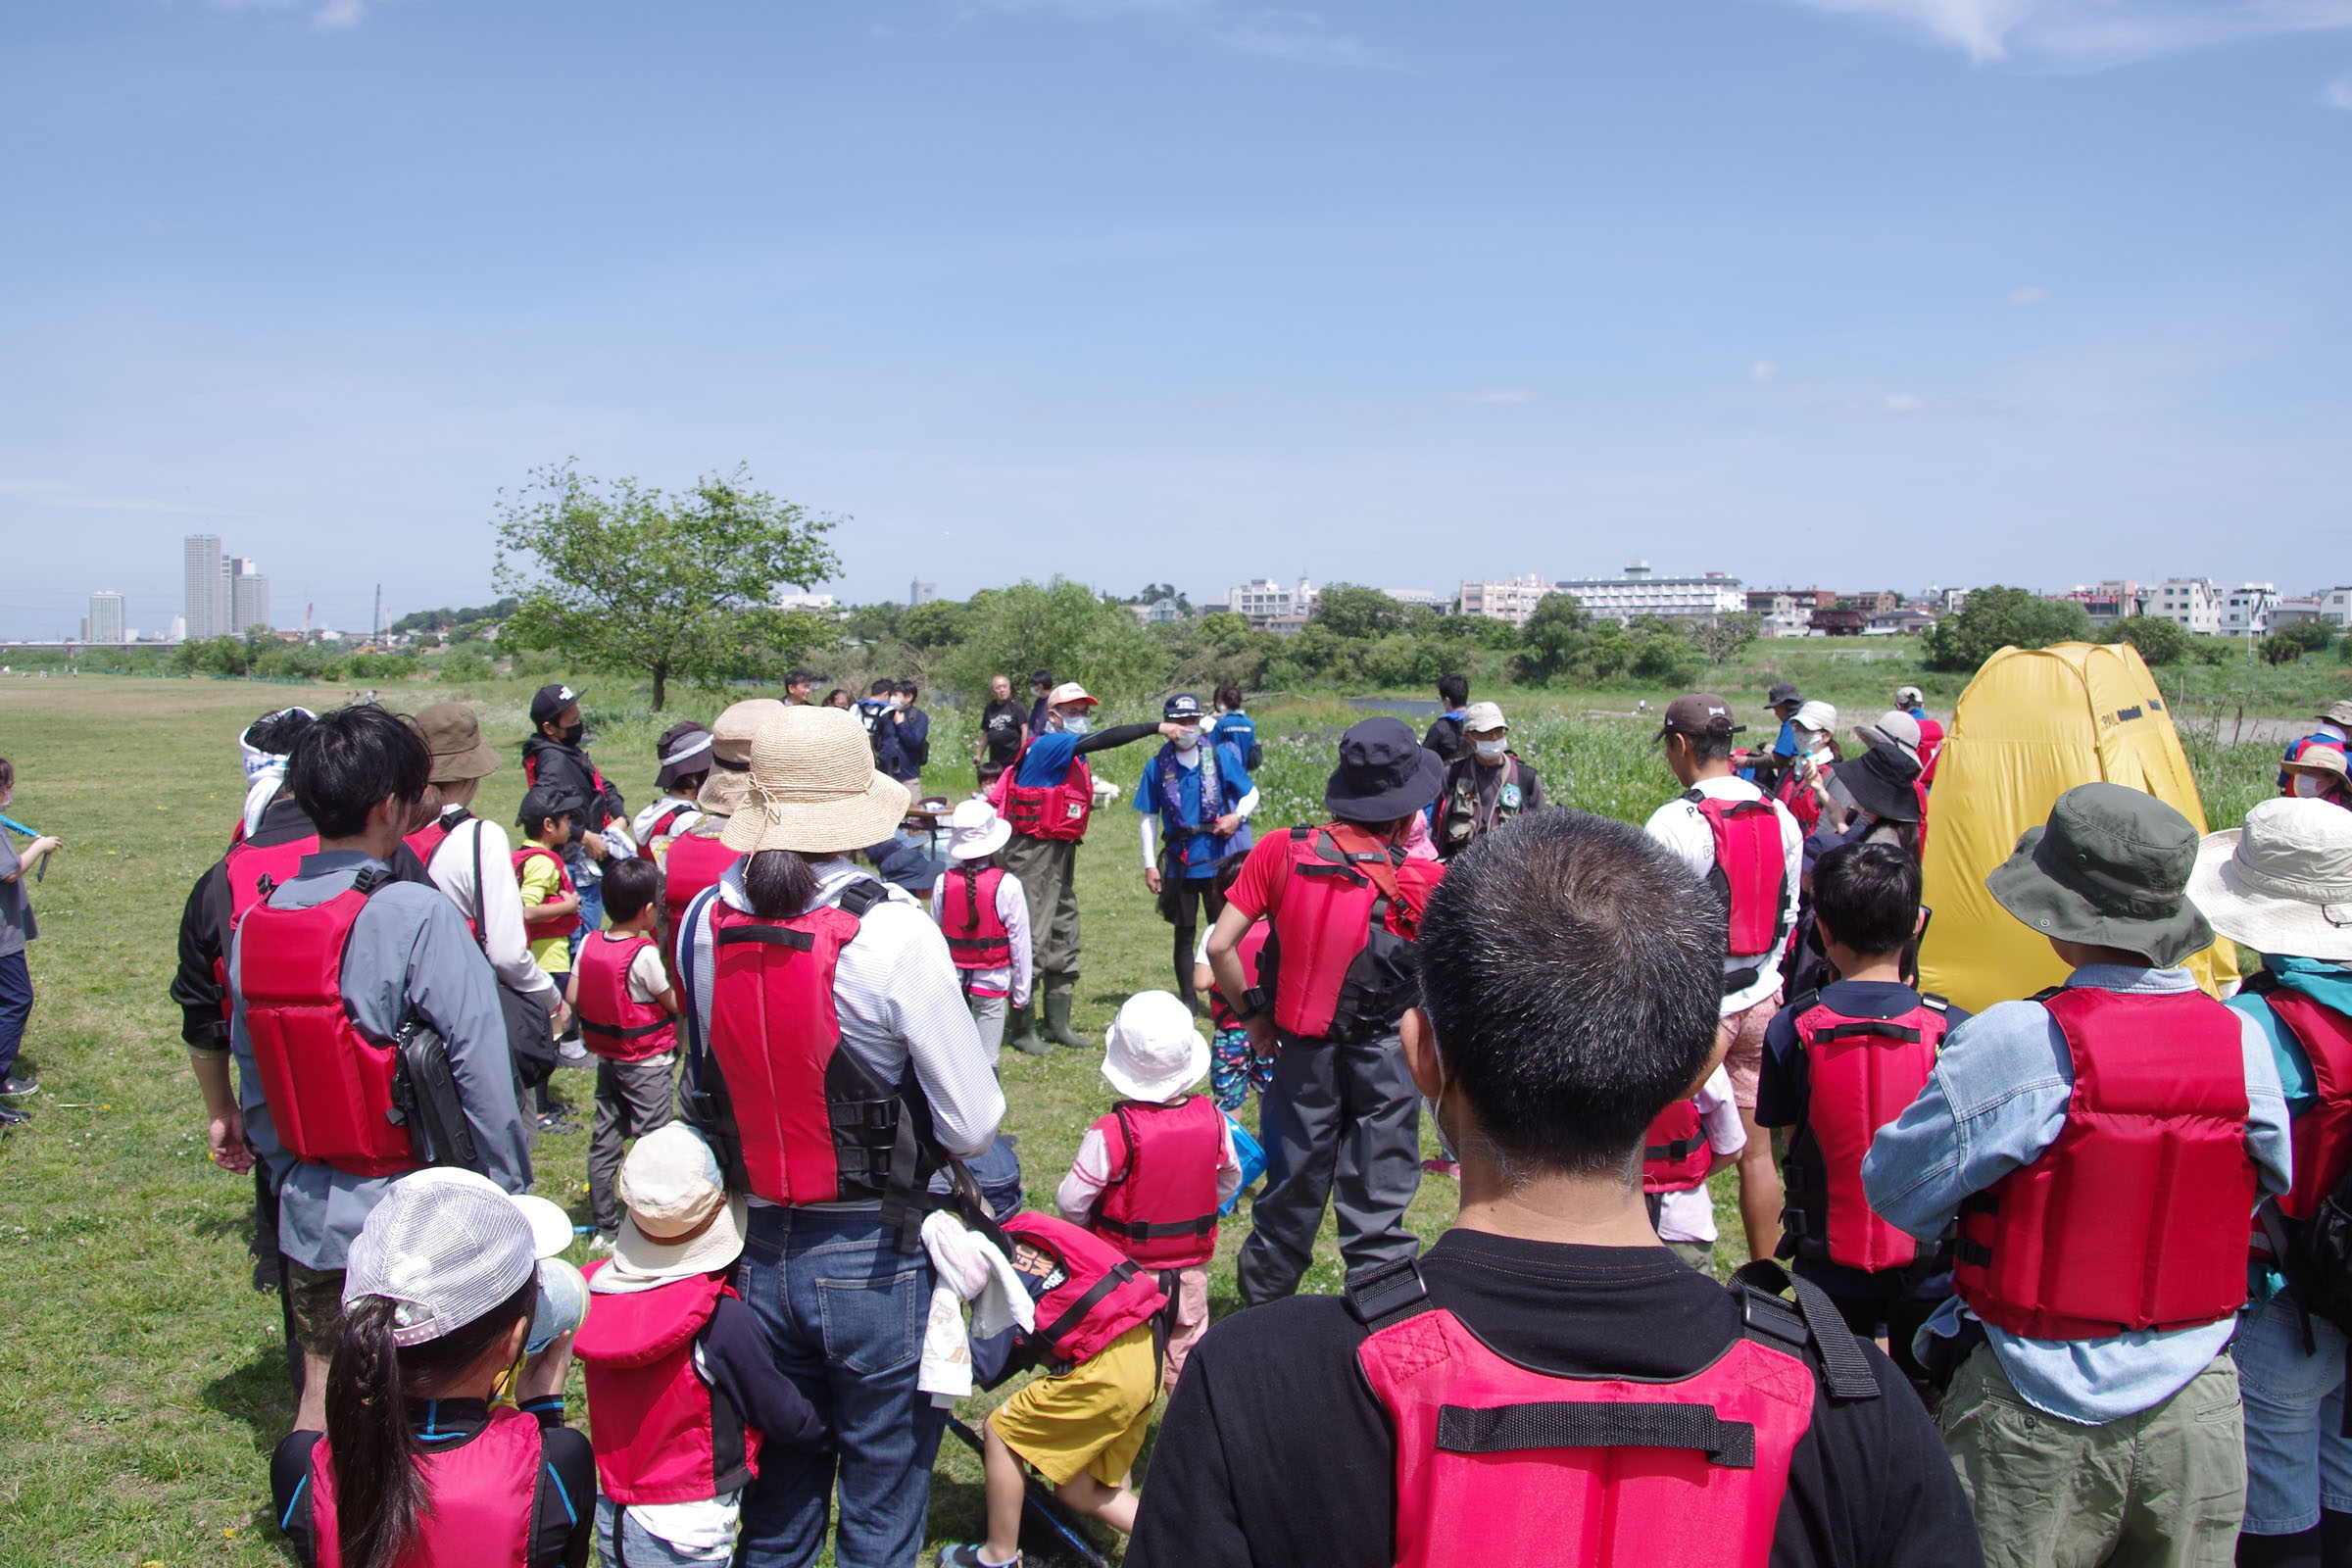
[270,1171,593,1568]
[2188,797,2352,1564]
[575,1123,826,1568]
[1817,741,1926,864]
[929,799,1034,1064]
[671,703,1004,1568]
[2279,743,2352,811]
[661,700,786,970]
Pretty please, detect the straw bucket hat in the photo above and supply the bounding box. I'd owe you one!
[697,699,788,817]
[2190,798,2352,963]
[720,705,910,856]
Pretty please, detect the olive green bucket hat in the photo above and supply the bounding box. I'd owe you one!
[1985,781,2214,968]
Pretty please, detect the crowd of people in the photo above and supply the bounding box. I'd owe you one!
[52,665,2340,1567]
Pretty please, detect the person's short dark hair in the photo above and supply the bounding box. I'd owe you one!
[0,757,12,793]
[895,680,918,700]
[515,783,583,841]
[1214,683,1245,711]
[289,706,431,840]
[976,760,1006,788]
[1030,669,1054,689]
[1418,810,1724,1174]
[822,689,848,708]
[601,857,662,924]
[1812,841,1921,957]
[786,669,815,688]
[1684,731,1735,764]
[869,678,895,697]
[1437,673,1469,709]
[246,707,317,757]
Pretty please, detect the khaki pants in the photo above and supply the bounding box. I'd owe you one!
[1003,833,1082,986]
[1943,1344,2244,1568]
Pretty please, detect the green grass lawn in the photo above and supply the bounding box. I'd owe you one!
[0,671,2302,1565]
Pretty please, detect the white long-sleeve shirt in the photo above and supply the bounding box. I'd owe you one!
[421,806,557,1001]
[927,865,1033,1008]
[1642,775,1804,1016]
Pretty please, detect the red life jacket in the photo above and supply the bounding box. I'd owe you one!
[238,873,422,1179]
[938,864,1013,972]
[1642,1101,1713,1193]
[700,883,937,1212]
[210,829,322,1018]
[1954,986,2258,1340]
[1914,715,1944,772]
[2255,981,2352,1221]
[663,828,740,971]
[1003,1210,1168,1369]
[403,809,483,944]
[1779,992,1947,1272]
[1355,1266,1827,1568]
[1087,1096,1223,1268]
[998,739,1094,843]
[574,932,676,1062]
[1768,766,1822,837]
[639,801,696,860]
[574,1263,760,1505]
[1688,791,1788,962]
[1208,921,1271,1032]
[308,1402,539,1568]
[513,844,577,943]
[1256,825,1441,1043]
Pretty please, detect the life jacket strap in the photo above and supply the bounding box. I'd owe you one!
[1434,1400,1757,1469]
[1344,1255,1432,1331]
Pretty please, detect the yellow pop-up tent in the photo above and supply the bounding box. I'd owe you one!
[1917,641,2238,1014]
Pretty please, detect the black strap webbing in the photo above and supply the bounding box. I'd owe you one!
[1811,1020,1923,1044]
[1032,1260,1139,1356]
[1436,1401,1757,1469]
[838,878,889,917]
[579,1016,674,1040]
[1344,1256,1430,1329]
[715,926,815,951]
[1644,1137,1700,1162]
[1092,1212,1218,1241]
[1731,1260,1880,1401]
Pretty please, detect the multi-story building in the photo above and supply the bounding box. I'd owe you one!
[2145,577,2221,636]
[908,581,940,607]
[2321,587,2352,629]
[1458,575,1552,627]
[87,591,124,643]
[2051,580,2141,625]
[1548,564,1745,624]
[183,534,225,640]
[2275,597,2324,625]
[229,559,270,634]
[1227,577,1318,629]
[1845,590,1900,615]
[1381,589,1444,610]
[2219,582,2279,637]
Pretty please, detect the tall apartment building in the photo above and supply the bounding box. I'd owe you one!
[228,558,270,633]
[2145,577,2221,636]
[86,591,125,643]
[1458,575,1553,628]
[1549,563,1746,624]
[183,534,225,640]
[1226,577,1318,628]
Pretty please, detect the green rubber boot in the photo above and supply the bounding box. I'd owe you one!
[1004,1004,1051,1056]
[1043,990,1092,1051]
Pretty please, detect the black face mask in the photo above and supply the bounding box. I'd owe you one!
[558,722,585,747]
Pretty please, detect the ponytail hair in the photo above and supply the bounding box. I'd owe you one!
[743,849,819,918]
[323,1279,534,1568]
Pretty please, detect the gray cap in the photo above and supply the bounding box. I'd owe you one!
[1984,781,2213,968]
[343,1172,539,1348]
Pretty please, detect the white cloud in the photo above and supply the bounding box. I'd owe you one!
[1773,0,2352,68]
[2328,73,2352,108]
[316,0,365,27]
[2009,285,2052,305]
[1750,360,1780,380]
[1882,392,1926,413]
[1459,389,1540,406]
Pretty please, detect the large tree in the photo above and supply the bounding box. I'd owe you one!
[1924,586,2091,672]
[1313,584,1412,641]
[493,462,838,709]
[937,577,1162,702]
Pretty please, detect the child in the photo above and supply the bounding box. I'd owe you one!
[1191,858,1271,1113]
[0,757,60,1121]
[576,1124,825,1566]
[567,858,684,1250]
[1757,840,1966,1394]
[1640,1064,1744,1271]
[932,800,1033,1063]
[1055,991,1240,1392]
[939,1208,1169,1568]
[974,760,1006,798]
[632,720,711,863]
[515,783,584,1131]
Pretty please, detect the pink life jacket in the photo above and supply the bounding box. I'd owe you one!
[574,1263,760,1505]
[2253,980,2352,1222]
[211,829,323,1017]
[662,827,740,971]
[237,874,422,1179]
[308,1401,539,1568]
[1642,1101,1713,1193]
[640,802,696,861]
[512,844,577,944]
[1003,1210,1168,1370]
[1207,921,1271,1034]
[573,932,676,1062]
[998,739,1095,843]
[1779,992,1946,1272]
[938,864,1014,976]
[1687,791,1788,967]
[1349,1259,1868,1568]
[1088,1095,1223,1269]
[1955,986,2257,1340]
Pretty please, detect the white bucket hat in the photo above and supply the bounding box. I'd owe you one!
[2190,798,2352,963]
[1855,709,1921,760]
[720,705,910,857]
[599,1124,751,1292]
[949,798,1011,860]
[1792,700,1838,737]
[1101,991,1211,1103]
[698,699,789,818]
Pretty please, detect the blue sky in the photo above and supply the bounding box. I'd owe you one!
[3,0,2347,639]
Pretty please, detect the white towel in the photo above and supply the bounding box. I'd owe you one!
[919,1211,1032,1407]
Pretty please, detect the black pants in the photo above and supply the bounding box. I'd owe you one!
[1157,872,1225,997]
[1828,1288,1937,1389]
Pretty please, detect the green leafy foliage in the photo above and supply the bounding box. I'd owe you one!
[933,578,1162,703]
[2106,615,2189,666]
[1924,586,2093,671]
[1311,583,1417,641]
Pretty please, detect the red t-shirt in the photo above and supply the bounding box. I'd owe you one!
[1226,825,1445,1039]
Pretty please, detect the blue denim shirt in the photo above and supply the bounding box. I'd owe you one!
[1861,963,2290,1424]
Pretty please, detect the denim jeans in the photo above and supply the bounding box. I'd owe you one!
[0,950,29,1083]
[736,1205,945,1568]
[2234,1294,2352,1535]
[595,1497,733,1565]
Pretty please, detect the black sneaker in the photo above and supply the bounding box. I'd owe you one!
[0,1102,28,1126]
[938,1546,1020,1568]
[0,1073,36,1099]
[535,1110,579,1135]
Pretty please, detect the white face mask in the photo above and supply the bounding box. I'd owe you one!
[1172,726,1200,752]
[2293,773,2332,799]
[1795,730,1829,760]
[1473,737,1508,761]
[1059,713,1092,737]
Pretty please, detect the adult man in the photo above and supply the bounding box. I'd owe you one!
[1026,669,1054,739]
[520,682,626,941]
[1645,693,1803,1263]
[1134,693,1257,1008]
[1206,716,1446,1305]
[977,674,1028,770]
[1744,680,1806,790]
[783,669,817,707]
[995,682,1184,1052]
[1133,809,1975,1568]
[1433,699,1547,859]
[230,705,531,1434]
[1864,783,2290,1568]
[1422,673,1471,763]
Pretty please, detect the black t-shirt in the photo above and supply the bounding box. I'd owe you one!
[981,698,1027,763]
[1125,1230,1977,1568]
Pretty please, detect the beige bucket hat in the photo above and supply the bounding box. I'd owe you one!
[412,702,504,783]
[599,1125,750,1291]
[2190,798,2352,963]
[720,705,910,856]
[697,699,788,818]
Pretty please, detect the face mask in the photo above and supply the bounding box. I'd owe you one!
[2294,774,2332,799]
[558,722,585,747]
[1060,713,1092,737]
[1173,726,1200,752]
[1795,731,1828,760]
[1473,737,1507,761]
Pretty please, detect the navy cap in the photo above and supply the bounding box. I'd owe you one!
[1163,693,1203,721]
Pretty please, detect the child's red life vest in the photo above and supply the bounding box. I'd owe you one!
[1208,921,1271,1033]
[702,885,933,1209]
[639,801,697,860]
[1087,1095,1223,1269]
[998,740,1094,843]
[513,844,577,943]
[238,875,422,1179]
[1642,1101,1713,1193]
[574,932,676,1062]
[1003,1210,1168,1369]
[1779,992,1947,1272]
[1353,1265,1829,1568]
[663,828,740,969]
[1687,791,1788,962]
[210,829,322,1018]
[307,1402,539,1568]
[1257,825,1440,1044]
[1954,986,2258,1340]
[574,1263,760,1506]
[2252,981,2352,1221]
[938,864,1013,971]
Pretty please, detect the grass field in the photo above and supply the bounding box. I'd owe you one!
[0,672,2301,1566]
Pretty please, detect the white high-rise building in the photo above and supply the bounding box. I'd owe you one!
[1549,563,1747,624]
[183,534,225,640]
[2146,577,2221,636]
[229,559,271,633]
[87,591,124,643]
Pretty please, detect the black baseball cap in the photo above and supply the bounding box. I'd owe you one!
[516,782,586,832]
[1163,693,1203,721]
[530,683,582,726]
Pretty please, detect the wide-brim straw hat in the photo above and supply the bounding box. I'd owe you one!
[721,705,910,856]
[2190,798,2352,963]
[698,699,788,817]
